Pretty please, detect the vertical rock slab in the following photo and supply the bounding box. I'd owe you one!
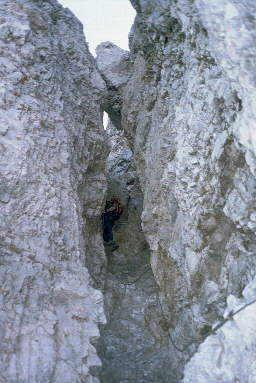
[98,0,256,379]
[0,1,107,382]
[196,0,256,171]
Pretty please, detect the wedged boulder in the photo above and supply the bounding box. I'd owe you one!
[96,42,132,129]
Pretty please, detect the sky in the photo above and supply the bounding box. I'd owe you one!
[58,0,136,55]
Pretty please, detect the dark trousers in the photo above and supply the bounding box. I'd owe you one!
[103,214,115,242]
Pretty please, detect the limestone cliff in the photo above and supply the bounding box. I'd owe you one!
[2,0,256,382]
[97,0,256,381]
[0,1,106,382]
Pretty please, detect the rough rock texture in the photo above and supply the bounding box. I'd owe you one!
[96,42,131,130]
[0,1,107,382]
[3,0,256,382]
[183,277,256,383]
[98,0,256,380]
[92,123,174,383]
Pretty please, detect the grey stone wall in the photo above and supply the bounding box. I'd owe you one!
[2,0,256,381]
[123,0,256,379]
[0,1,107,382]
[97,0,256,380]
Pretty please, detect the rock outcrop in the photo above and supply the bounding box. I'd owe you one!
[97,0,256,381]
[2,0,256,382]
[0,1,107,382]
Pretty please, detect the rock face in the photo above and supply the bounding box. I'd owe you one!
[97,0,256,380]
[183,277,256,383]
[0,1,107,382]
[2,0,256,382]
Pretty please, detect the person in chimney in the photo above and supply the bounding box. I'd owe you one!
[102,196,123,252]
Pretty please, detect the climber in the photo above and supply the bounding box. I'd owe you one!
[102,196,123,251]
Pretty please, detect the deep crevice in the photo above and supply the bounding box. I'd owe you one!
[87,123,176,383]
